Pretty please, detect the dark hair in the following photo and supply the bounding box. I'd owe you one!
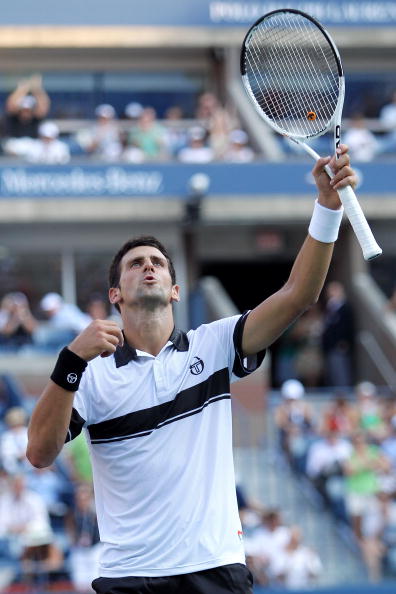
[108,235,177,292]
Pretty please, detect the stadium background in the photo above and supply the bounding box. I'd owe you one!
[0,0,395,592]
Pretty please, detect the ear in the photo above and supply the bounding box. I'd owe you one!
[171,284,180,303]
[109,287,121,305]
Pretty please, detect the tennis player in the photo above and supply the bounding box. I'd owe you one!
[27,145,356,594]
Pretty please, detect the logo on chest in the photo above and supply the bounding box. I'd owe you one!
[189,356,204,375]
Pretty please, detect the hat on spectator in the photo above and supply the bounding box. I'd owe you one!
[125,102,144,119]
[188,126,206,141]
[38,121,59,139]
[18,95,36,110]
[356,381,377,397]
[229,129,248,145]
[95,104,116,119]
[281,379,305,400]
[40,292,63,311]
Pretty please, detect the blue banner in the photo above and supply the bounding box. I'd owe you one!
[0,162,393,198]
[1,0,396,27]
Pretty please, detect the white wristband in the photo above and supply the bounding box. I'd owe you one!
[308,200,344,243]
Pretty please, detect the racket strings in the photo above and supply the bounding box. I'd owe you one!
[253,19,338,130]
[243,12,340,138]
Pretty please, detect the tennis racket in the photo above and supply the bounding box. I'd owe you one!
[240,8,382,261]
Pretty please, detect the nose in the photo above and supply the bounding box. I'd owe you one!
[143,258,155,271]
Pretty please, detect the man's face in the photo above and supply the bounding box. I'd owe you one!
[109,245,179,312]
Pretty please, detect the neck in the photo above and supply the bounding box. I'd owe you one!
[121,305,175,356]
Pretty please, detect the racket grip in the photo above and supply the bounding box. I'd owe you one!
[323,164,382,260]
[337,185,382,261]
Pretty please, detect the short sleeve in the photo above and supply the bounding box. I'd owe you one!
[232,311,266,379]
[64,371,90,443]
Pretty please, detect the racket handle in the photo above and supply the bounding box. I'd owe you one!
[323,165,382,261]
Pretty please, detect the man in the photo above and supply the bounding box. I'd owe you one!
[27,145,356,594]
[321,280,355,387]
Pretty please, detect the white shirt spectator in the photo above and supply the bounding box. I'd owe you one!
[223,129,255,163]
[270,541,322,589]
[379,93,396,131]
[39,292,91,333]
[343,126,378,162]
[306,434,352,479]
[0,475,54,549]
[178,126,214,163]
[0,407,29,475]
[25,121,70,164]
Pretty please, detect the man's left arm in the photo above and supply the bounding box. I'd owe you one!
[242,145,357,357]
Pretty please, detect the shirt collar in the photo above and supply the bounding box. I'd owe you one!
[114,327,189,368]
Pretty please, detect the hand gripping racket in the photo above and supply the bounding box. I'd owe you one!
[240,8,382,260]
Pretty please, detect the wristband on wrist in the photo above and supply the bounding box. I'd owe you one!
[50,347,88,392]
[308,199,344,243]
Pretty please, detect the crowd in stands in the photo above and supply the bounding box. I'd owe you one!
[0,76,257,165]
[0,291,121,355]
[271,378,396,584]
[0,370,99,592]
[0,277,395,590]
[2,74,396,165]
[273,281,355,390]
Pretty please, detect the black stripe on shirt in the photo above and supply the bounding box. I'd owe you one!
[88,367,230,444]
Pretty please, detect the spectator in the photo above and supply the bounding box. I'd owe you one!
[0,406,29,475]
[26,465,71,521]
[275,379,315,471]
[342,431,391,541]
[0,292,38,351]
[24,121,70,164]
[320,393,359,438]
[85,293,110,321]
[66,483,100,593]
[305,429,352,518]
[77,104,122,161]
[0,473,54,560]
[126,107,167,160]
[223,129,255,162]
[163,105,188,157]
[292,304,324,388]
[381,415,396,470]
[178,126,214,163]
[378,91,396,155]
[3,74,50,141]
[0,375,27,427]
[124,102,144,122]
[195,91,238,158]
[269,526,322,589]
[379,90,396,133]
[343,113,379,162]
[244,509,292,586]
[321,281,355,387]
[355,381,386,441]
[33,292,91,351]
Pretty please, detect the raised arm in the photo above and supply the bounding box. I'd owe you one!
[242,145,356,356]
[27,320,123,468]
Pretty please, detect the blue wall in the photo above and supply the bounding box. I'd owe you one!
[0,161,393,199]
[1,0,396,26]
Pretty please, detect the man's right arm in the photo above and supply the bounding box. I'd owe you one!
[27,319,124,468]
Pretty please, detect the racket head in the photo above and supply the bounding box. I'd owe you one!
[241,8,344,141]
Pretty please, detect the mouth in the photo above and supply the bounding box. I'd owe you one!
[143,275,156,283]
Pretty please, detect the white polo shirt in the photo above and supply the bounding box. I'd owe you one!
[66,312,265,578]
